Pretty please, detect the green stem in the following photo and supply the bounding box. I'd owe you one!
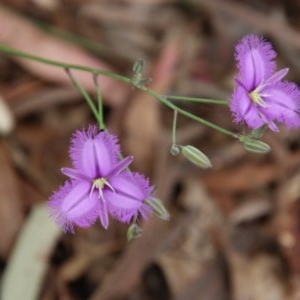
[0,43,131,84]
[66,69,99,122]
[0,44,235,138]
[172,110,178,145]
[93,75,105,130]
[147,89,236,137]
[167,95,228,105]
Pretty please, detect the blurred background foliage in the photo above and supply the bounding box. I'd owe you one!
[1,0,300,299]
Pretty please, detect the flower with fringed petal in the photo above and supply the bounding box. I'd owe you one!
[48,126,153,233]
[230,34,300,131]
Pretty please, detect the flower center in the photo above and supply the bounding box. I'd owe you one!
[90,177,115,201]
[249,90,267,107]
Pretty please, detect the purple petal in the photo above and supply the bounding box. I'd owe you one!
[48,180,99,233]
[106,156,133,179]
[265,68,289,85]
[230,86,265,129]
[104,172,153,223]
[61,167,91,182]
[70,126,120,178]
[99,199,109,229]
[261,81,300,129]
[235,35,276,91]
[93,131,121,176]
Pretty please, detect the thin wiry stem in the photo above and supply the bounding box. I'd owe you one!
[93,74,105,130]
[0,44,236,137]
[172,110,178,145]
[167,95,228,105]
[65,69,99,122]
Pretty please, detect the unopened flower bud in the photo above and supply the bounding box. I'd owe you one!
[170,144,180,156]
[240,136,270,154]
[181,145,212,169]
[144,198,170,221]
[127,223,142,241]
[131,60,151,88]
[132,59,145,74]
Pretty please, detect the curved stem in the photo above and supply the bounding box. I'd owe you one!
[167,95,228,105]
[0,43,131,84]
[93,75,105,130]
[146,89,236,137]
[0,44,235,137]
[66,69,99,122]
[172,110,178,145]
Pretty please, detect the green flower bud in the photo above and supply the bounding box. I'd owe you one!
[170,144,180,156]
[239,136,270,154]
[127,223,142,241]
[132,59,145,74]
[144,198,170,221]
[131,59,152,88]
[181,145,212,169]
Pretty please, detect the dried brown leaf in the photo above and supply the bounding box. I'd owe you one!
[229,253,286,300]
[157,178,225,298]
[0,5,128,107]
[0,141,23,258]
[275,172,300,274]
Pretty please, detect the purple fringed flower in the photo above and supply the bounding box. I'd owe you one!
[230,34,300,131]
[48,125,153,233]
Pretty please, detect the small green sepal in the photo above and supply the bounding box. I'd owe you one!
[144,198,170,221]
[132,59,145,74]
[127,223,142,241]
[249,125,268,139]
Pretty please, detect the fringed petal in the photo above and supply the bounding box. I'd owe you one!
[69,126,120,178]
[48,180,99,233]
[93,131,120,176]
[105,172,153,223]
[235,35,276,91]
[261,81,300,129]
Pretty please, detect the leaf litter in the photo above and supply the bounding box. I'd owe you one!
[1,1,300,299]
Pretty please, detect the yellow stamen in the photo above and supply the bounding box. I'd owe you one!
[90,177,115,200]
[249,90,267,107]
